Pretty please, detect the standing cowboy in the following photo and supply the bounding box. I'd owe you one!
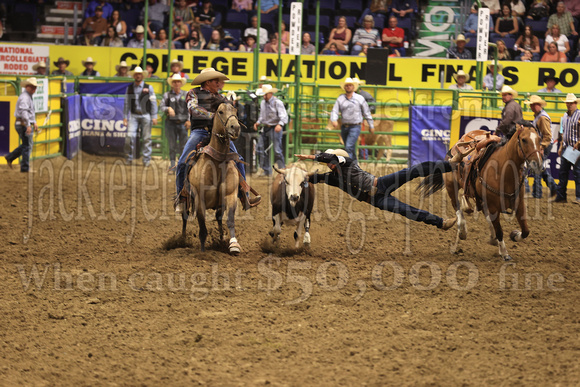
[448,34,472,59]
[51,57,73,76]
[253,84,288,176]
[495,85,522,137]
[174,68,260,213]
[169,59,189,79]
[448,70,474,90]
[483,63,505,91]
[551,93,580,204]
[32,61,47,76]
[524,95,558,199]
[80,57,100,77]
[330,77,374,161]
[122,66,158,166]
[5,78,37,172]
[538,75,562,93]
[160,74,190,172]
[114,61,129,77]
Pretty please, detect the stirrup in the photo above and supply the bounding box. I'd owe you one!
[240,193,262,210]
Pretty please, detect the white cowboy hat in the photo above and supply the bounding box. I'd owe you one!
[134,25,145,34]
[20,78,38,88]
[82,57,96,66]
[167,73,185,86]
[191,67,230,85]
[487,62,504,72]
[131,66,144,76]
[500,85,517,97]
[524,95,547,107]
[562,93,580,103]
[340,77,359,91]
[257,84,278,95]
[324,148,349,158]
[454,34,470,44]
[170,59,184,70]
[259,75,271,82]
[32,61,46,71]
[453,69,470,82]
[115,61,128,71]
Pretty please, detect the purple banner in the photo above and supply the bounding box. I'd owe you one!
[409,105,452,165]
[81,96,127,156]
[0,101,10,155]
[64,95,81,159]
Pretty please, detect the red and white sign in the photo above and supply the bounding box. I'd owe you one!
[56,1,81,10]
[0,44,49,75]
[41,25,80,35]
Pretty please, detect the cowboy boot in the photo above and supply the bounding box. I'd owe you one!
[441,217,458,230]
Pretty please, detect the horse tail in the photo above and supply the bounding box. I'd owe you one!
[416,170,446,198]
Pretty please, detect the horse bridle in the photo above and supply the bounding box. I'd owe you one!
[517,128,544,165]
[213,106,245,143]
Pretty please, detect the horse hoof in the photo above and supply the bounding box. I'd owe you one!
[509,230,521,242]
[459,230,467,240]
[229,242,241,255]
[303,233,311,245]
[489,238,499,246]
[503,254,513,261]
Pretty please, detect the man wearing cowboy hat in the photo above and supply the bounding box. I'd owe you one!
[496,85,522,137]
[538,75,562,93]
[127,25,152,48]
[174,68,260,212]
[114,61,129,77]
[524,95,558,199]
[448,34,472,59]
[160,74,190,172]
[5,78,38,172]
[80,57,100,77]
[483,63,504,91]
[552,93,580,204]
[330,77,374,161]
[253,84,288,176]
[122,66,158,167]
[448,70,474,90]
[82,5,107,44]
[51,57,73,76]
[33,61,47,76]
[295,149,458,230]
[169,59,189,79]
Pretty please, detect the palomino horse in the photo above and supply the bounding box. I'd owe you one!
[182,100,242,254]
[419,122,544,261]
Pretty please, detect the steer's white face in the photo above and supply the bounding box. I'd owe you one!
[284,166,308,207]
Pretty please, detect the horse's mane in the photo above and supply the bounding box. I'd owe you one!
[210,97,234,112]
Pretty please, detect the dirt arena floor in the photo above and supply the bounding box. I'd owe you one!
[1,153,579,386]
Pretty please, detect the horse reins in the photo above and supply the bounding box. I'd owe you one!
[213,107,246,143]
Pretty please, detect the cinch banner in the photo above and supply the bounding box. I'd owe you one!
[409,105,452,165]
[64,95,81,159]
[81,95,127,156]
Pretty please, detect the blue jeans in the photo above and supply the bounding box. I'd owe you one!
[340,124,361,160]
[6,124,33,172]
[165,120,188,167]
[125,114,152,164]
[175,128,245,195]
[257,126,285,175]
[532,144,558,198]
[555,146,580,201]
[373,160,453,228]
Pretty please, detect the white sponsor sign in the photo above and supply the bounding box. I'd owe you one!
[289,2,303,55]
[476,8,490,62]
[0,44,49,75]
[30,78,49,113]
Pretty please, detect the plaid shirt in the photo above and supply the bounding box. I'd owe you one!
[562,108,580,148]
[547,12,575,36]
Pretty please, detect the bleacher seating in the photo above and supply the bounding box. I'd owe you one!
[225,10,249,30]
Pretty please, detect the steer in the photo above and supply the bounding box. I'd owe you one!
[270,164,315,248]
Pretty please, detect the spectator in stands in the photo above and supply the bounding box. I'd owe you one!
[101,26,124,47]
[85,0,113,20]
[483,63,504,91]
[542,41,568,62]
[52,58,73,76]
[123,66,158,167]
[322,42,341,55]
[82,6,108,45]
[80,57,101,77]
[245,16,269,48]
[301,32,315,55]
[146,64,160,79]
[195,0,217,29]
[490,39,511,60]
[494,3,519,39]
[527,0,550,20]
[169,59,189,80]
[232,0,253,12]
[153,28,175,49]
[564,0,580,18]
[382,16,406,57]
[172,17,190,49]
[264,34,282,53]
[481,0,500,16]
[175,0,195,25]
[109,10,127,44]
[221,30,240,51]
[449,70,474,90]
[464,4,494,38]
[127,25,152,48]
[114,61,130,77]
[81,25,98,46]
[509,0,527,27]
[448,34,472,59]
[185,27,205,50]
[515,25,541,61]
[160,74,190,172]
[538,75,562,92]
[547,2,577,38]
[359,44,370,57]
[239,34,257,52]
[257,0,279,15]
[351,15,380,55]
[390,0,418,20]
[142,0,169,37]
[32,61,47,76]
[520,49,534,61]
[323,16,352,54]
[359,0,389,27]
[544,24,570,57]
[276,21,289,47]
[204,29,223,50]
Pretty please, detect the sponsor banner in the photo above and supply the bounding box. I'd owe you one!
[31,78,49,113]
[409,105,452,165]
[79,81,131,95]
[415,1,461,58]
[81,95,127,156]
[0,101,10,155]
[64,95,81,159]
[0,44,49,75]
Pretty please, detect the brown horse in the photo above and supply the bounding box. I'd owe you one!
[182,101,242,254]
[419,123,544,261]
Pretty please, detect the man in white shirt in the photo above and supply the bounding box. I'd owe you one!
[448,70,474,90]
[244,16,268,47]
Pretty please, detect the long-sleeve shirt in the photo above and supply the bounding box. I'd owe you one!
[483,73,504,90]
[15,90,35,127]
[244,27,269,46]
[496,99,522,136]
[448,47,472,59]
[547,11,575,36]
[352,28,380,46]
[562,108,580,148]
[532,110,552,148]
[127,38,152,49]
[123,81,158,118]
[330,93,374,129]
[84,1,113,19]
[256,96,288,127]
[160,89,189,122]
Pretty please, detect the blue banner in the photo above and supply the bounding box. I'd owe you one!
[64,95,81,159]
[0,101,10,155]
[81,95,127,156]
[409,105,452,165]
[79,82,130,95]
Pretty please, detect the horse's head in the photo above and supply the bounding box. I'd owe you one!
[214,100,240,141]
[274,164,309,207]
[516,121,543,175]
